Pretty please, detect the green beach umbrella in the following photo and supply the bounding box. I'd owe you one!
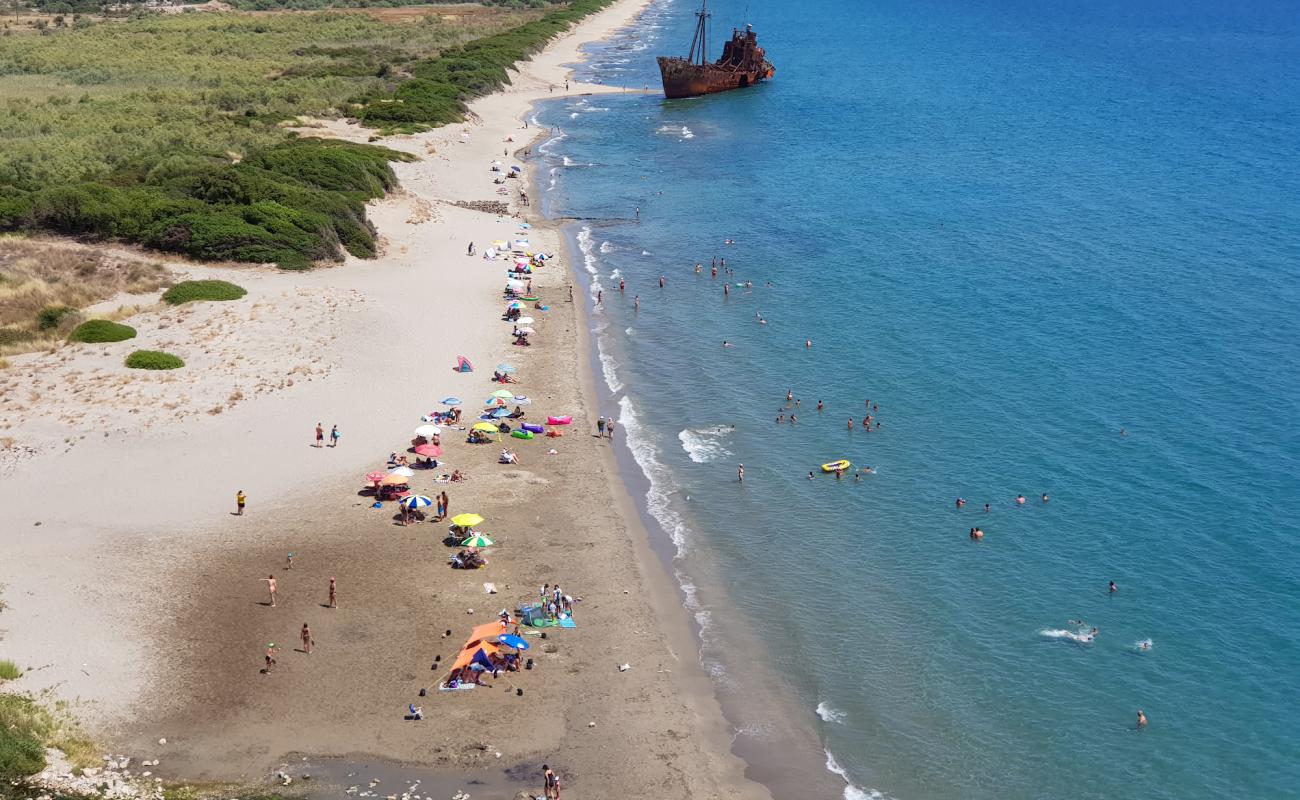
[490,389,515,400]
[461,534,495,548]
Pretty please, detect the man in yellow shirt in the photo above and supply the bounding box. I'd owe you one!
[236,490,246,516]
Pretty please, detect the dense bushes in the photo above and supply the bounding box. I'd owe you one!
[0,695,48,780]
[358,0,617,130]
[125,350,185,369]
[69,319,137,343]
[0,3,614,267]
[162,280,248,305]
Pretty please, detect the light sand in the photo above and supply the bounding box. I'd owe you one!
[0,2,772,798]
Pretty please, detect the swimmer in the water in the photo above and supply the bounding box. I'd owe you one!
[808,471,814,480]
[805,339,812,348]
[817,400,824,412]
[984,503,991,512]
[722,340,733,348]
[956,498,966,508]
[1137,710,1147,727]
[1109,581,1117,593]
[1016,494,1026,505]
[786,390,793,404]
[847,417,854,430]
[1138,640,1151,651]
[1041,493,1049,502]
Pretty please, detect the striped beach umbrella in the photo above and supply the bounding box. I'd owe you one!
[461,534,494,548]
[401,495,433,510]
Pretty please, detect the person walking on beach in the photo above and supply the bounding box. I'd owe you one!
[262,575,278,607]
[738,463,745,483]
[596,289,602,305]
[264,642,278,674]
[542,765,559,799]
[286,552,295,570]
[235,489,246,516]
[314,422,324,447]
[301,623,314,654]
[440,491,450,522]
[597,415,606,437]
[328,577,338,608]
[436,493,445,520]
[606,419,616,440]
[330,425,340,447]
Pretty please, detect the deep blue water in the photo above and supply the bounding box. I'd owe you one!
[535,1,1300,797]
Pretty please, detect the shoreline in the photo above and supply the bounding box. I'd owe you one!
[2,1,773,798]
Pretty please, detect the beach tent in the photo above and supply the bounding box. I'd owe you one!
[456,356,474,373]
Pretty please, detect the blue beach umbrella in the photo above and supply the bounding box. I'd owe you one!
[440,396,462,406]
[400,495,433,510]
[498,634,529,650]
[496,363,517,374]
[485,407,512,419]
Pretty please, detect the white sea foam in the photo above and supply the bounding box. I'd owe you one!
[576,227,598,276]
[825,750,890,800]
[618,396,688,556]
[598,340,622,393]
[1040,628,1095,643]
[816,702,847,724]
[677,425,733,463]
[569,112,580,119]
[640,249,652,256]
[563,155,578,167]
[655,124,695,140]
[599,240,616,254]
[624,327,634,336]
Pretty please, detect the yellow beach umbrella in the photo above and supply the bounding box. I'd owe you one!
[472,421,499,432]
[451,513,484,528]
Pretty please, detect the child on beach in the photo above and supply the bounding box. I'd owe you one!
[264,642,278,674]
[235,490,246,515]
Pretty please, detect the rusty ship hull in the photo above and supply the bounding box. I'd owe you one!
[656,57,776,99]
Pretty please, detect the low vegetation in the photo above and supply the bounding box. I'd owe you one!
[0,239,170,355]
[357,0,617,131]
[0,660,21,681]
[0,7,540,268]
[0,692,95,782]
[125,349,184,369]
[68,319,136,343]
[161,279,247,305]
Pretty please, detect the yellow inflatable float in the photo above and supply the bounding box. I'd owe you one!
[821,459,851,473]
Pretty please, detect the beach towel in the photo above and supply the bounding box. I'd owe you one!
[437,682,476,692]
[558,617,577,628]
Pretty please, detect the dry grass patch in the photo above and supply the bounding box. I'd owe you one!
[0,239,172,355]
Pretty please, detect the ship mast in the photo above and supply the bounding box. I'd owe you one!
[686,0,711,66]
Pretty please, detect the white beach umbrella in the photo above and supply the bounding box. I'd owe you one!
[414,424,441,438]
[388,466,415,477]
[514,316,535,325]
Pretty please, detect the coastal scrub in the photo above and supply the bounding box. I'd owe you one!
[68,319,136,343]
[162,280,247,305]
[125,350,185,370]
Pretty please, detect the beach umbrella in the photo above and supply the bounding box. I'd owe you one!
[498,634,529,650]
[380,473,409,486]
[401,495,433,510]
[485,408,511,419]
[414,444,442,457]
[506,302,525,310]
[512,396,531,405]
[515,316,535,325]
[440,397,462,406]
[518,222,531,230]
[495,363,517,374]
[414,424,440,438]
[365,470,386,485]
[491,389,515,400]
[517,327,536,335]
[461,534,495,548]
[492,240,507,248]
[472,422,499,433]
[388,465,415,477]
[451,513,484,528]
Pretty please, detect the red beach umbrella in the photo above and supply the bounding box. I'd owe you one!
[414,444,442,457]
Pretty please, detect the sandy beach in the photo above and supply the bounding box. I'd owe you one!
[0,1,772,797]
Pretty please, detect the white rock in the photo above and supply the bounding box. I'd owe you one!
[158,738,166,745]
[619,663,631,672]
[588,721,597,727]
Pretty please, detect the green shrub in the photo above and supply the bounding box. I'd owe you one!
[68,319,136,343]
[0,660,21,681]
[0,328,37,347]
[37,306,76,331]
[125,350,184,370]
[161,280,247,305]
[0,694,48,780]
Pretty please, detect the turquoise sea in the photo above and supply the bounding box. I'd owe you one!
[535,0,1300,797]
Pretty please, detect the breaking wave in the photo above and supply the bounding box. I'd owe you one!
[677,425,734,463]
